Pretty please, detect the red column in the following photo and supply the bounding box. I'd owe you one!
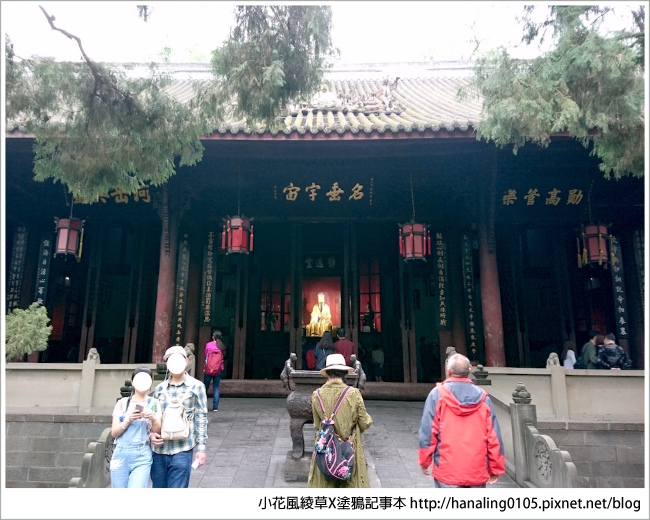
[152,186,179,362]
[478,173,506,367]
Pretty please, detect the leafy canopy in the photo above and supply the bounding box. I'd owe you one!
[208,6,336,130]
[5,303,53,361]
[468,5,645,179]
[4,5,335,201]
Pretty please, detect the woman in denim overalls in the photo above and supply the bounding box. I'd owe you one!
[110,366,162,488]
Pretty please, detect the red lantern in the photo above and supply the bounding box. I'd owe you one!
[54,217,84,260]
[221,215,254,254]
[577,223,613,268]
[398,221,430,261]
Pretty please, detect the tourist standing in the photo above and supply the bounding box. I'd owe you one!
[334,327,355,366]
[149,346,208,488]
[204,330,226,411]
[597,332,632,370]
[578,330,600,369]
[371,343,384,382]
[314,330,335,370]
[419,353,505,487]
[561,340,577,369]
[110,366,161,488]
[308,354,373,488]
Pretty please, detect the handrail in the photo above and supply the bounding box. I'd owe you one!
[69,427,114,488]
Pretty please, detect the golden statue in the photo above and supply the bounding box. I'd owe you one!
[306,292,333,336]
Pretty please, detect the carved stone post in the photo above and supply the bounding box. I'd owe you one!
[510,382,534,487]
[509,381,578,488]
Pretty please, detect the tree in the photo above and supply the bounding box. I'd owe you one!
[4,5,335,201]
[5,303,53,361]
[207,6,336,130]
[467,5,645,179]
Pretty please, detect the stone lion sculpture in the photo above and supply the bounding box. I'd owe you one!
[445,346,457,366]
[184,343,196,377]
[86,348,100,363]
[546,352,561,367]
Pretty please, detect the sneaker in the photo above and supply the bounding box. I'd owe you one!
[212,408,218,412]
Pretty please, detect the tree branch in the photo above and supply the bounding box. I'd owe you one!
[38,5,101,80]
[38,5,142,117]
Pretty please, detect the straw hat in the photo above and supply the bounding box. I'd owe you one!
[320,353,354,376]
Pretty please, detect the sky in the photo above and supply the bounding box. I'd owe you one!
[0,1,567,64]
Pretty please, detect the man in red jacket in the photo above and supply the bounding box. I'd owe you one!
[418,353,505,487]
[334,327,355,366]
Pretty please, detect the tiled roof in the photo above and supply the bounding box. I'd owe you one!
[7,62,483,139]
[165,76,481,137]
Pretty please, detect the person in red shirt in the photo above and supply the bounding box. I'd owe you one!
[418,353,505,487]
[334,327,355,366]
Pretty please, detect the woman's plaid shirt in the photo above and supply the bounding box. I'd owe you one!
[152,374,208,455]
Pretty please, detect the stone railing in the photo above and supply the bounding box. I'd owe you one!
[508,383,578,488]
[5,359,157,412]
[6,360,643,419]
[471,368,579,487]
[69,428,114,488]
[485,366,644,421]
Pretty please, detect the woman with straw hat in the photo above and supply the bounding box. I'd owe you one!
[308,353,373,488]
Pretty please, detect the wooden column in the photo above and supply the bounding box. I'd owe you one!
[289,224,302,368]
[123,225,146,363]
[79,222,102,360]
[399,258,410,382]
[184,233,202,349]
[152,185,180,362]
[448,232,468,356]
[407,262,417,381]
[349,224,360,351]
[232,253,249,379]
[478,167,506,367]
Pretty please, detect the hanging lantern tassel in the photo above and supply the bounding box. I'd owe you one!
[598,230,603,266]
[582,233,589,266]
[249,225,254,252]
[76,226,85,263]
[221,224,226,250]
[576,236,582,268]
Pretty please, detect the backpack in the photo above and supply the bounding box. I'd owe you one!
[313,386,355,482]
[160,383,192,441]
[205,348,224,376]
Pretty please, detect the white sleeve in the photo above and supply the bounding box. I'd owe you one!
[112,398,126,417]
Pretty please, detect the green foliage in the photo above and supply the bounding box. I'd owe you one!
[5,36,204,201]
[468,5,645,179]
[207,5,336,130]
[5,303,53,361]
[5,5,336,200]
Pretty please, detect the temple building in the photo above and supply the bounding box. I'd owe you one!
[5,62,645,383]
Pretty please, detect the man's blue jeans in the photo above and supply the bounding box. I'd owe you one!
[151,449,193,488]
[204,374,222,410]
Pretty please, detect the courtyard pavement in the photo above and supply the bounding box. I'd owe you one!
[188,397,518,488]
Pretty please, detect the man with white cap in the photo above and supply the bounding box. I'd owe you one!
[149,345,208,487]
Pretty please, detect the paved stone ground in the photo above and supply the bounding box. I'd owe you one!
[188,397,518,488]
